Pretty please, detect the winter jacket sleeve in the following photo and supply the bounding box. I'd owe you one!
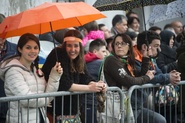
[156,52,177,73]
[44,68,60,93]
[134,57,150,77]
[135,59,170,85]
[150,63,170,85]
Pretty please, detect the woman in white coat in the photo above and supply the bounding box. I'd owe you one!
[0,33,63,123]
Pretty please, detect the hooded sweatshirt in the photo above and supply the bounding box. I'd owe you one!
[157,30,177,73]
[84,52,102,81]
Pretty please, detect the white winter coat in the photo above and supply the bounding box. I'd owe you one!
[0,57,61,123]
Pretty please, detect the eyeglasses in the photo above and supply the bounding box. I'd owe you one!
[114,42,129,47]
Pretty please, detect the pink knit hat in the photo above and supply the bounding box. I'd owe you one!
[82,30,104,46]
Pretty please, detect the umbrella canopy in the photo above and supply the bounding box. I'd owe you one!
[166,0,185,17]
[0,2,106,38]
[93,0,175,11]
[148,5,182,25]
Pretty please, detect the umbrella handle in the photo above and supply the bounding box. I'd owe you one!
[49,22,59,62]
[141,0,148,46]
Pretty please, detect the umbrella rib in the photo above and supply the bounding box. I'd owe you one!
[75,17,82,25]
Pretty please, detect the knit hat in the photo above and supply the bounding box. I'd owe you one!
[82,30,104,46]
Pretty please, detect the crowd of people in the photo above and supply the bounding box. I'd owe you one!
[0,10,185,123]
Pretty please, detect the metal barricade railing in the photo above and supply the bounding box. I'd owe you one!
[98,87,125,123]
[0,91,86,123]
[0,87,124,123]
[2,81,185,123]
[126,80,185,123]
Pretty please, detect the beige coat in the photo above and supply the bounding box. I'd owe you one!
[0,57,60,123]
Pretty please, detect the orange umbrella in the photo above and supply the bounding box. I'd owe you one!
[0,2,106,38]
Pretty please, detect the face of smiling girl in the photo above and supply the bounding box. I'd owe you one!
[18,40,39,65]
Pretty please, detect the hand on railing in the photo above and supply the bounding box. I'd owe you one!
[146,70,155,80]
[89,81,106,92]
[169,70,181,86]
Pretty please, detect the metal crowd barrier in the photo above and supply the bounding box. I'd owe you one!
[0,87,124,123]
[126,80,185,123]
[1,81,185,123]
[98,87,125,123]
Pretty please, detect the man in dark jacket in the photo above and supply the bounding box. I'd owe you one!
[0,13,17,123]
[134,31,180,85]
[134,31,181,123]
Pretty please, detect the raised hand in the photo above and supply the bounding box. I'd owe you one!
[56,62,63,74]
[52,62,63,75]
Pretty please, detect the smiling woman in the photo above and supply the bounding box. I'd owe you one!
[0,33,63,123]
[42,29,107,123]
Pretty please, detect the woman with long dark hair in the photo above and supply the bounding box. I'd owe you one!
[103,33,166,123]
[42,29,106,123]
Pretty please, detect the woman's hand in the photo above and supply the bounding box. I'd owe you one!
[56,62,63,74]
[51,62,63,75]
[146,70,155,80]
[97,80,107,93]
[89,81,107,92]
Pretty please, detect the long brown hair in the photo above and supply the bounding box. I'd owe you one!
[62,30,85,73]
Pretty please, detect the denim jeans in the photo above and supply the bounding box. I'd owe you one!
[136,108,166,123]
